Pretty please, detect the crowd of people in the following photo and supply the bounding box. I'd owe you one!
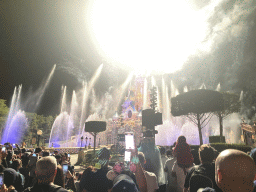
[0,135,256,192]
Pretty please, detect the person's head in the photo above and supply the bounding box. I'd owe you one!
[191,149,200,165]
[61,154,66,162]
[54,165,65,188]
[96,147,110,168]
[215,149,256,192]
[12,159,22,171]
[198,144,215,164]
[213,148,220,160]
[250,148,256,165]
[98,147,110,160]
[54,150,58,155]
[21,153,30,167]
[35,156,57,184]
[0,165,4,173]
[166,150,172,157]
[176,136,186,144]
[112,174,139,192]
[42,150,50,157]
[4,168,18,188]
[35,147,42,154]
[160,147,166,156]
[138,152,146,167]
[55,155,61,164]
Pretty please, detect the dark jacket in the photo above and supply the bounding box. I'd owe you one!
[23,183,69,192]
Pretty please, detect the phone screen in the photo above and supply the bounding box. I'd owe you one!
[125,134,134,149]
[0,174,4,188]
[124,151,131,162]
[68,154,70,157]
[13,144,16,148]
[63,164,68,174]
[32,153,36,157]
[2,147,6,153]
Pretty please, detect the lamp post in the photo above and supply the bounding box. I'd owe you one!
[80,136,84,150]
[85,137,88,148]
[37,130,43,147]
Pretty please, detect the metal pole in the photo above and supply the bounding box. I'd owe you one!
[37,135,40,147]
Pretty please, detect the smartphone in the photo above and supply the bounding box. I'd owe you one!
[0,173,4,188]
[32,153,36,157]
[68,154,70,157]
[125,133,134,150]
[63,164,68,174]
[2,147,6,153]
[124,151,131,162]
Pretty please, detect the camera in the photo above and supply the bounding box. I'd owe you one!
[142,109,162,137]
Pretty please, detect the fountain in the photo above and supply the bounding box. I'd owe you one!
[24,64,56,112]
[1,85,28,144]
[2,63,242,147]
[1,65,56,145]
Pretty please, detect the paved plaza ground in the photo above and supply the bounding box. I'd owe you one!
[70,153,85,173]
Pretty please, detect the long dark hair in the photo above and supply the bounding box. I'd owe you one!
[174,136,188,151]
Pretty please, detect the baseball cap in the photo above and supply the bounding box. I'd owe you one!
[112,174,139,192]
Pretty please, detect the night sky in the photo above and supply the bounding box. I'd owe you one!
[1,0,256,116]
[0,1,127,115]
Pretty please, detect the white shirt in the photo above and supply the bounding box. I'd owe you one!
[144,171,158,192]
[172,161,193,192]
[165,157,177,189]
[161,155,168,184]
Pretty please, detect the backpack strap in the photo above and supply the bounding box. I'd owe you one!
[49,184,62,192]
[189,165,213,191]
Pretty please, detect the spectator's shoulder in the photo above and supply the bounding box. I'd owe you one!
[145,171,157,178]
[56,187,69,192]
[166,157,175,163]
[198,187,216,192]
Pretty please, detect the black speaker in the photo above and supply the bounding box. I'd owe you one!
[155,112,162,125]
[84,121,106,133]
[142,109,163,129]
[142,109,155,128]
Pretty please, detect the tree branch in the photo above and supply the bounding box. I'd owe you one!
[186,114,198,125]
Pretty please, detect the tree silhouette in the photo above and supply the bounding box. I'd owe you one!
[215,92,241,142]
[171,90,224,145]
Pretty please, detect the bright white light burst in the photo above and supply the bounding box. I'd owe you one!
[85,0,208,74]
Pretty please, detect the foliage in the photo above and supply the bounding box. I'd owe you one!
[0,99,9,117]
[23,113,55,146]
[215,92,241,119]
[190,143,252,154]
[171,90,224,116]
[171,90,224,145]
[0,99,56,146]
[214,92,241,141]
[0,99,9,139]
